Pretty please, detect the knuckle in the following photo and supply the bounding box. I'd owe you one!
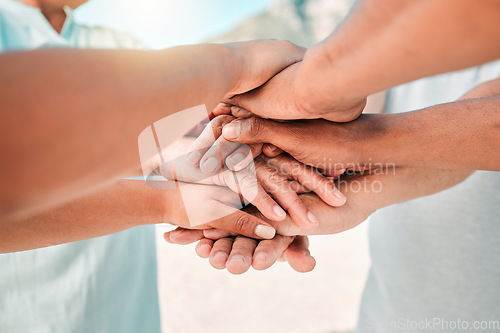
[279,39,293,48]
[277,223,294,237]
[246,117,264,137]
[307,173,328,191]
[196,138,213,150]
[267,172,285,185]
[234,214,252,233]
[238,173,258,189]
[235,235,258,247]
[289,197,305,209]
[211,115,234,132]
[230,105,252,118]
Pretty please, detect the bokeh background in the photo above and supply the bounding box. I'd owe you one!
[76,1,369,332]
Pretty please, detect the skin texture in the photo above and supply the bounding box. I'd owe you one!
[164,230,316,274]
[160,137,344,229]
[0,176,283,253]
[0,41,305,219]
[167,166,473,273]
[220,79,500,171]
[0,179,161,253]
[7,0,499,265]
[166,76,500,273]
[221,96,500,171]
[0,2,306,251]
[224,0,500,122]
[190,0,500,175]
[0,133,342,252]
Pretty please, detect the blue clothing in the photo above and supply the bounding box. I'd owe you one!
[0,1,160,332]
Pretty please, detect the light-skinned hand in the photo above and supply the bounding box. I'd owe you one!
[161,137,344,229]
[164,229,316,275]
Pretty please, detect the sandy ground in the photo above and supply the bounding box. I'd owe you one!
[156,221,370,333]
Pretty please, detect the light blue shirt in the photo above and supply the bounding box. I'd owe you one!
[0,1,160,332]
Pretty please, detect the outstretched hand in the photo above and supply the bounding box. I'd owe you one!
[164,229,316,275]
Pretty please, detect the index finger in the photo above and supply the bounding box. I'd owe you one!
[212,103,255,118]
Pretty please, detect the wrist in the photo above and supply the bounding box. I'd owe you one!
[220,43,246,97]
[145,184,170,225]
[295,43,367,121]
[339,114,386,167]
[346,113,415,169]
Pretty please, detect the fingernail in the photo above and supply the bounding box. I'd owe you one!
[254,225,276,239]
[203,229,219,238]
[186,151,201,166]
[169,230,183,239]
[254,252,267,262]
[273,205,286,219]
[222,121,240,140]
[201,157,220,173]
[227,153,245,169]
[230,254,245,264]
[307,211,319,224]
[198,243,212,252]
[333,188,346,199]
[266,144,277,152]
[214,252,228,261]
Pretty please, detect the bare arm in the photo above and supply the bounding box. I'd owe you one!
[0,176,281,253]
[0,179,162,253]
[299,0,500,118]
[0,41,304,218]
[221,79,500,171]
[349,95,500,170]
[243,167,473,237]
[227,0,500,121]
[269,167,473,237]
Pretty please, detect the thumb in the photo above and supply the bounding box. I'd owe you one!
[208,209,277,240]
[221,117,297,153]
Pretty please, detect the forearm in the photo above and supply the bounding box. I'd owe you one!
[0,45,236,217]
[349,96,500,170]
[294,167,473,236]
[0,179,166,253]
[298,0,500,103]
[350,168,473,213]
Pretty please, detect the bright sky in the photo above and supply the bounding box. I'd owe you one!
[75,0,270,49]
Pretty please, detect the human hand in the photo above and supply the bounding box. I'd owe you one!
[223,40,306,98]
[164,164,476,274]
[163,181,279,239]
[164,229,315,274]
[161,137,344,229]
[166,171,381,242]
[184,114,346,189]
[219,116,374,173]
[216,60,367,122]
[164,170,410,274]
[162,173,375,274]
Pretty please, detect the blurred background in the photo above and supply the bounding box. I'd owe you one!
[76,1,369,332]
